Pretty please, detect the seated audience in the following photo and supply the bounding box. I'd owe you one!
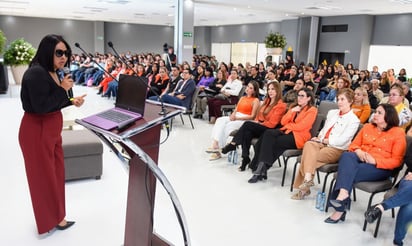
[314,68,328,95]
[380,71,390,94]
[206,81,260,160]
[280,66,299,95]
[160,68,196,110]
[248,88,317,183]
[370,78,384,103]
[220,81,287,171]
[283,79,304,107]
[402,82,412,103]
[147,66,169,98]
[319,72,339,101]
[352,87,371,124]
[325,104,406,224]
[370,65,381,80]
[378,84,412,129]
[193,67,215,119]
[303,71,315,91]
[292,88,360,199]
[96,60,121,95]
[397,68,408,82]
[351,69,368,90]
[207,70,243,124]
[362,81,379,109]
[364,131,412,246]
[324,76,351,102]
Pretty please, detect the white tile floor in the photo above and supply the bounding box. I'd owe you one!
[1,71,410,245]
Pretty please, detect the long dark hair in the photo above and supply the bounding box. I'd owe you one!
[30,34,71,72]
[262,81,282,115]
[248,80,259,98]
[290,87,315,109]
[373,103,400,131]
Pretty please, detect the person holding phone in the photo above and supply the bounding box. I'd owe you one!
[19,34,86,234]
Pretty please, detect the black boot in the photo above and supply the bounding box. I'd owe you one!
[238,156,250,171]
[96,87,103,95]
[248,162,267,183]
[221,143,236,154]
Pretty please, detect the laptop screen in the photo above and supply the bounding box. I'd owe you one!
[116,74,148,115]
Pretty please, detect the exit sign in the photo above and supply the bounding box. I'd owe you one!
[183,32,192,37]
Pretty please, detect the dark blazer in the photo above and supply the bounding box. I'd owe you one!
[174,78,196,109]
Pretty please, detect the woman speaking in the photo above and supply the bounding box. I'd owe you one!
[19,34,86,234]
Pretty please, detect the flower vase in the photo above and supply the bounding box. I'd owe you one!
[10,64,28,85]
[266,48,283,55]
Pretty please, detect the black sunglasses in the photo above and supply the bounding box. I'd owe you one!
[55,49,69,58]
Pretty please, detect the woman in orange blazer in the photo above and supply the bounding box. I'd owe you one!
[325,103,406,224]
[248,87,318,183]
[221,81,287,171]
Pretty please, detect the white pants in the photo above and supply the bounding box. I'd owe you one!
[211,112,249,148]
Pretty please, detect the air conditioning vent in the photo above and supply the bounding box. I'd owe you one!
[321,24,348,32]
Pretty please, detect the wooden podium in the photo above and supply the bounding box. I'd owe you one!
[76,101,190,246]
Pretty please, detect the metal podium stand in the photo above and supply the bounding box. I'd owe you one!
[75,101,191,246]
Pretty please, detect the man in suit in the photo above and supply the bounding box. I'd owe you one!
[161,68,196,109]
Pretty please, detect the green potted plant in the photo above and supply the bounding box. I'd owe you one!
[3,38,36,84]
[0,29,6,56]
[4,38,36,66]
[264,31,287,55]
[0,29,8,94]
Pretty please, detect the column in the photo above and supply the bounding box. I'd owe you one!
[307,17,319,65]
[93,21,105,54]
[174,0,194,64]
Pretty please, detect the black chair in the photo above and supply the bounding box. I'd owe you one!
[171,86,200,130]
[359,136,412,237]
[288,113,325,191]
[279,113,325,188]
[221,85,247,116]
[324,136,412,237]
[315,124,364,193]
[355,165,403,237]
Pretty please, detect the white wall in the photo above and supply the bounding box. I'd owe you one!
[367,45,412,76]
[211,42,276,66]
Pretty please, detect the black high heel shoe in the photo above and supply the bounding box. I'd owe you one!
[221,143,236,154]
[248,162,267,183]
[55,221,75,230]
[364,204,382,224]
[329,197,351,212]
[248,174,263,183]
[324,211,347,224]
[238,156,250,171]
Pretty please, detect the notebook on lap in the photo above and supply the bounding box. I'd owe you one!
[82,74,148,130]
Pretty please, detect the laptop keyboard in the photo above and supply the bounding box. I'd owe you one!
[97,110,134,123]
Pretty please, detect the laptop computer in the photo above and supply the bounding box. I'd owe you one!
[82,74,148,130]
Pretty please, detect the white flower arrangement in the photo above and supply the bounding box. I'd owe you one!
[4,38,36,66]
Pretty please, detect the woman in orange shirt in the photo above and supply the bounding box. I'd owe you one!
[207,81,260,161]
[220,81,287,171]
[325,103,406,224]
[351,87,371,123]
[248,88,318,183]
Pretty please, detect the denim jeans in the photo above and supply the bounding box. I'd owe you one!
[382,179,412,245]
[161,94,183,107]
[335,152,392,194]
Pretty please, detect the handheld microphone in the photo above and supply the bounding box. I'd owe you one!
[107,41,168,115]
[74,42,118,83]
[62,67,74,99]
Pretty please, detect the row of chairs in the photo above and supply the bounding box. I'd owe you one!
[226,99,410,238]
[323,138,411,238]
[174,85,246,130]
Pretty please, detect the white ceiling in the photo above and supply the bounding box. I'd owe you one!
[0,0,411,26]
